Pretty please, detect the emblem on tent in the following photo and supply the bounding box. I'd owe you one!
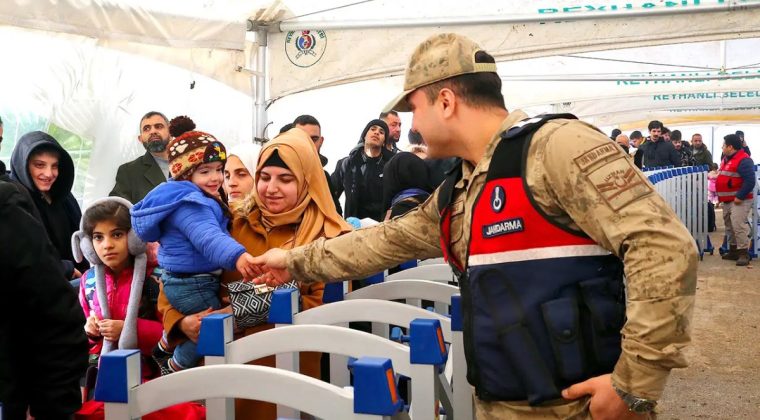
[285,30,327,68]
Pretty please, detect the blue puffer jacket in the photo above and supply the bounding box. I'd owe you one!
[131,180,245,274]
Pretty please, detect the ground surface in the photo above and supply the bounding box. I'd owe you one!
[659,208,759,419]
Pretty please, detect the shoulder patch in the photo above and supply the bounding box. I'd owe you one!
[586,157,653,211]
[574,143,621,172]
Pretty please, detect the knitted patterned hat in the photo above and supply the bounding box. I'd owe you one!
[167,116,227,179]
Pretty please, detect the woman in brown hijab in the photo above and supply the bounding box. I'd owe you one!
[157,128,352,419]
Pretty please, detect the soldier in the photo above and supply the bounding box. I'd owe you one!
[251,33,696,419]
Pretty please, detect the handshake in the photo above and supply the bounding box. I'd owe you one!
[234,248,292,286]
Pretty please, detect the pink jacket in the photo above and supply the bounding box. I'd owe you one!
[78,265,162,357]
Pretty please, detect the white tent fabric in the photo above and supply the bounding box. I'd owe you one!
[1,0,759,205]
[267,0,760,99]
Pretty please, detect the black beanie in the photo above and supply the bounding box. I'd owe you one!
[262,149,290,169]
[359,119,390,146]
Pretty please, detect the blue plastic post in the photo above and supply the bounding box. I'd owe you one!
[268,288,299,324]
[409,319,448,365]
[451,294,463,332]
[398,259,418,271]
[353,357,404,415]
[94,349,140,403]
[322,281,346,303]
[197,313,233,357]
[364,271,385,286]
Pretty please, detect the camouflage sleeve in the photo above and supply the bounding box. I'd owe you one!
[286,193,444,283]
[535,121,697,401]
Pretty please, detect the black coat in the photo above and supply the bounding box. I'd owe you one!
[10,131,88,277]
[643,139,681,168]
[382,152,433,218]
[0,180,88,418]
[110,150,166,204]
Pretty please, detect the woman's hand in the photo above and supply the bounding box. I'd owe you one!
[98,319,124,341]
[251,248,293,286]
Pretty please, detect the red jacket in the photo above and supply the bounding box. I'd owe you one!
[716,149,754,202]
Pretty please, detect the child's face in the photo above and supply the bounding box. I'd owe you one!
[190,161,224,197]
[92,219,130,272]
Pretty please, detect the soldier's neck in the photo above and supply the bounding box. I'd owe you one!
[460,108,509,166]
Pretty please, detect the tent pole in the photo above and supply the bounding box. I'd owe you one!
[254,28,268,142]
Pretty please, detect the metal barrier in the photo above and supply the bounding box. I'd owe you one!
[94,349,403,419]
[644,164,759,259]
[644,165,710,258]
[197,313,445,420]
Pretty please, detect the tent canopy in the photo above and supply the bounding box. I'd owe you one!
[1,0,759,202]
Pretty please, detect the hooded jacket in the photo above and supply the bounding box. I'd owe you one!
[0,180,88,418]
[131,180,246,274]
[331,119,395,221]
[10,131,88,277]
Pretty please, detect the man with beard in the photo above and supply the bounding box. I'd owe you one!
[671,130,695,167]
[110,111,172,203]
[380,110,402,153]
[643,120,680,167]
[691,133,713,166]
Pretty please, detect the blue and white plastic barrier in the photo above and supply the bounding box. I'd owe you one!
[94,349,402,419]
[197,313,446,420]
[644,165,710,257]
[270,289,472,420]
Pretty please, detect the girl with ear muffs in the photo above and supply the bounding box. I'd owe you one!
[72,197,163,385]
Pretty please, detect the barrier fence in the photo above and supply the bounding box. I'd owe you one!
[643,164,759,260]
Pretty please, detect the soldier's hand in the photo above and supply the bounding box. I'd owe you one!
[251,248,292,287]
[562,374,648,420]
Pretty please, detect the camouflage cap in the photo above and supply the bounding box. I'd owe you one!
[383,33,498,113]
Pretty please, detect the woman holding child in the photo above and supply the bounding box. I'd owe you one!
[157,127,351,419]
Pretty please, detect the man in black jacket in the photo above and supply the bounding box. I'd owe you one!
[0,180,88,419]
[332,119,393,221]
[643,120,680,168]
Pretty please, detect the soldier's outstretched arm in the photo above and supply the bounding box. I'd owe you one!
[283,195,443,285]
[539,121,697,402]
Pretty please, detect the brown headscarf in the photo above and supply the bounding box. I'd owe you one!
[233,128,352,249]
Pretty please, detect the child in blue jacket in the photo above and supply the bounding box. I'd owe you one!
[132,116,256,374]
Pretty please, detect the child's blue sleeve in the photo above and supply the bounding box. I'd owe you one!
[170,203,246,270]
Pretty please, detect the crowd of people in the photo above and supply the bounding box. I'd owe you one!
[610,121,756,266]
[0,31,754,420]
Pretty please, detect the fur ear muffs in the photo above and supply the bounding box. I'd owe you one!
[71,230,102,265]
[79,196,148,258]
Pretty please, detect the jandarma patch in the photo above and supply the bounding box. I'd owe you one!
[574,143,620,172]
[483,217,524,238]
[586,158,652,211]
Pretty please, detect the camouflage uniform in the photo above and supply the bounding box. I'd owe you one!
[287,33,696,419]
[288,111,696,418]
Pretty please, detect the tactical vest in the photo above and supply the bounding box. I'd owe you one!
[716,149,753,202]
[437,114,625,405]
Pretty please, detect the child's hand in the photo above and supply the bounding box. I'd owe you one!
[85,311,100,337]
[98,319,124,342]
[235,252,259,281]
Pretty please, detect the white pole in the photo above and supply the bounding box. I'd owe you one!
[254,28,268,141]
